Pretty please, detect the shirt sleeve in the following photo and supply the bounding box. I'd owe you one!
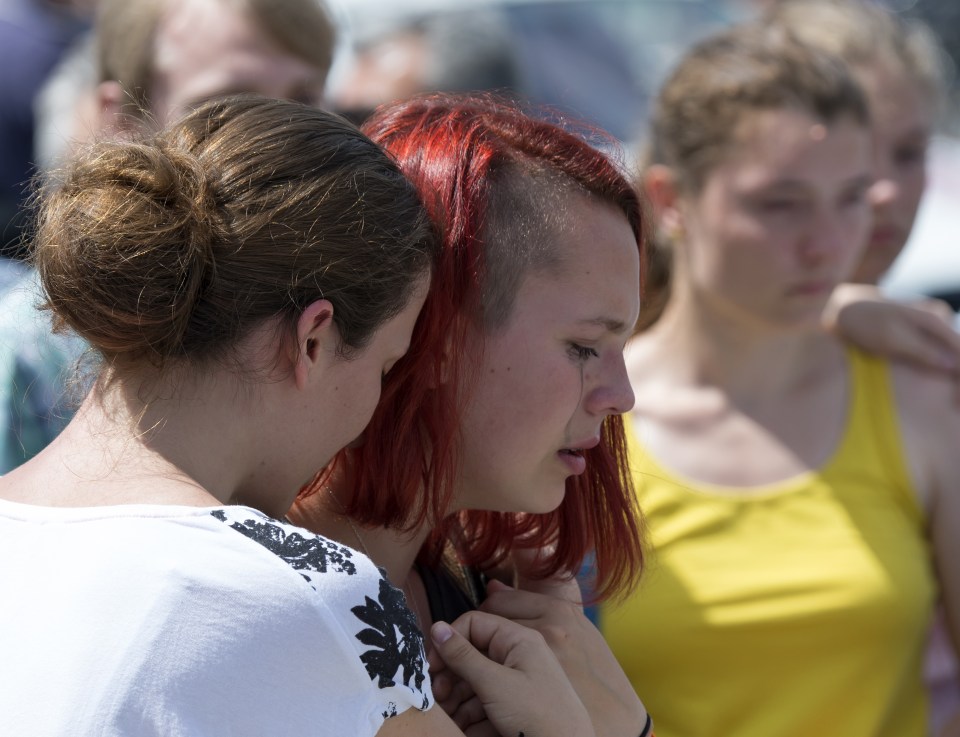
[208,508,434,734]
[318,552,434,728]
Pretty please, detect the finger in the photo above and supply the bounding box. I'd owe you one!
[909,297,955,324]
[481,583,581,621]
[913,314,960,370]
[429,618,504,687]
[430,669,453,702]
[517,573,584,604]
[886,319,960,373]
[464,720,501,737]
[452,695,488,731]
[438,611,552,674]
[434,674,478,717]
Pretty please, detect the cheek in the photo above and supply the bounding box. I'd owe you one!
[471,354,584,436]
[901,169,927,211]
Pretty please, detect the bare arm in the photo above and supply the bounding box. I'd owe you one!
[825,284,960,376]
[891,364,960,735]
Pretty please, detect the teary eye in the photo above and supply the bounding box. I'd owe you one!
[568,343,599,362]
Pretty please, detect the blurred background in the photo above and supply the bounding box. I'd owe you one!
[3,0,959,298]
[322,0,960,309]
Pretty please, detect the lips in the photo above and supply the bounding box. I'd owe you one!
[556,435,600,476]
[557,448,587,475]
[787,280,833,296]
[868,224,904,249]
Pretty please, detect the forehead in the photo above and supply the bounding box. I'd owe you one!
[713,108,870,188]
[856,61,935,135]
[151,0,324,119]
[511,192,640,330]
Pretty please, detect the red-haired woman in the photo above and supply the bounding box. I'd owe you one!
[290,93,652,737]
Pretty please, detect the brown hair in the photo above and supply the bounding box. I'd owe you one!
[648,22,870,194]
[33,95,433,370]
[767,0,946,112]
[96,0,336,113]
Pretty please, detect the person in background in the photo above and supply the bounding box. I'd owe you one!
[289,93,654,737]
[768,0,943,286]
[598,23,959,737]
[0,0,337,473]
[765,2,960,727]
[0,0,93,263]
[331,9,520,126]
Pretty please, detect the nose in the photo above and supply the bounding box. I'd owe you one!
[868,176,899,209]
[799,205,859,266]
[585,354,636,417]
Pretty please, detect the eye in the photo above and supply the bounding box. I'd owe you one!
[840,184,869,208]
[568,343,599,362]
[759,198,804,213]
[893,143,927,169]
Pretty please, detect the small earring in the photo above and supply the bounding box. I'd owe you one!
[661,222,684,245]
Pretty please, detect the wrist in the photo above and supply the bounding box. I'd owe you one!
[638,712,654,737]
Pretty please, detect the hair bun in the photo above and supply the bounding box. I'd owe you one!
[36,138,222,362]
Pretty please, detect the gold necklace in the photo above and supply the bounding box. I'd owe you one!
[328,490,428,631]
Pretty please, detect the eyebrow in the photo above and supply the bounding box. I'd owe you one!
[577,316,630,335]
[750,173,873,192]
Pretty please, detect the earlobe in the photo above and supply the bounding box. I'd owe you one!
[96,81,136,137]
[96,80,149,138]
[294,300,336,390]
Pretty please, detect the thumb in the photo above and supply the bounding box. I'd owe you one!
[430,620,498,686]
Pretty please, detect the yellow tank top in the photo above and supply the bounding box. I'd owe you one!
[600,349,935,737]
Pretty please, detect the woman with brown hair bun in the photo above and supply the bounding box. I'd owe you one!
[0,95,600,737]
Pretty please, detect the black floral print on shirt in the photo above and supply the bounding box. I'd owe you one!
[211,510,357,588]
[353,576,429,708]
[212,510,429,710]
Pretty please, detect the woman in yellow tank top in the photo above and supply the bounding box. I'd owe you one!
[598,19,960,737]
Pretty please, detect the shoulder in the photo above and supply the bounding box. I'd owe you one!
[0,504,431,736]
[207,507,434,726]
[888,358,960,432]
[209,506,367,587]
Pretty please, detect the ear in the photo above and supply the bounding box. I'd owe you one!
[642,164,686,240]
[293,299,337,390]
[95,80,139,138]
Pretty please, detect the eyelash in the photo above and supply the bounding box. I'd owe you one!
[568,343,599,362]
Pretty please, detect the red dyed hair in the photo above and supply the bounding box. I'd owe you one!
[298,94,645,601]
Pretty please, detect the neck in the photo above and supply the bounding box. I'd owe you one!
[638,281,839,401]
[293,490,434,590]
[31,368,294,515]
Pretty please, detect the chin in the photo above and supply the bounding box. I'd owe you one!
[524,485,567,515]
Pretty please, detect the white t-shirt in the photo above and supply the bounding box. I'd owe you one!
[0,500,432,736]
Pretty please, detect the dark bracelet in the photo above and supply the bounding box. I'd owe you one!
[638,713,654,737]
